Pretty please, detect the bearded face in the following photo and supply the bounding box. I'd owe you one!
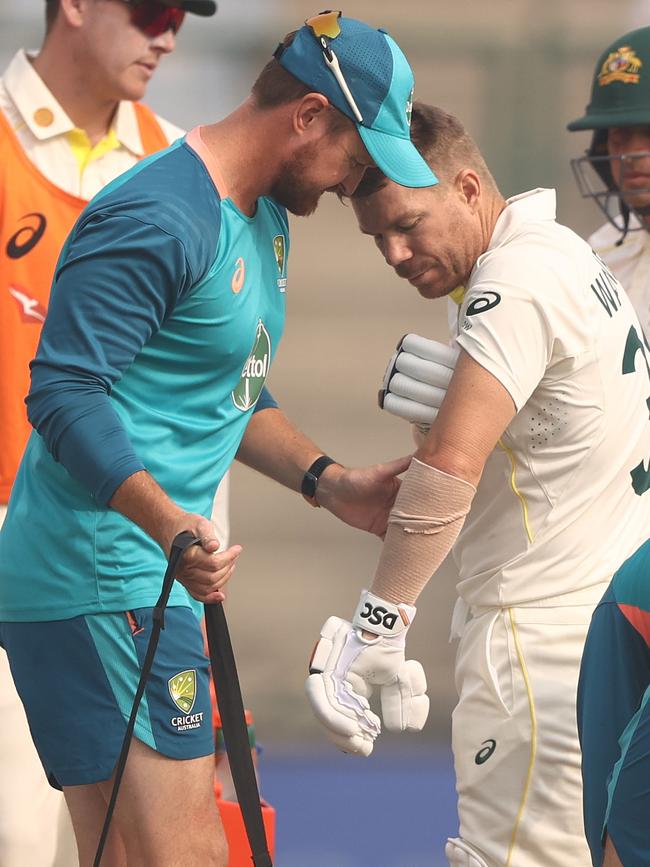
[270,141,327,216]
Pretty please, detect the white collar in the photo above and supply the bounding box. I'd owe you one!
[4,49,144,155]
[488,188,557,251]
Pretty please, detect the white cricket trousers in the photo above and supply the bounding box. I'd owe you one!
[450,584,607,867]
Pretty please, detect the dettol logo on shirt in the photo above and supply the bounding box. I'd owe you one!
[231,319,271,412]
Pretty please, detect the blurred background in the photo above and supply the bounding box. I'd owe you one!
[2,1,649,863]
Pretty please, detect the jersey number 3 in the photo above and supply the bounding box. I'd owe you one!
[623,324,650,495]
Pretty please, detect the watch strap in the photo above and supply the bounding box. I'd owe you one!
[301,455,338,507]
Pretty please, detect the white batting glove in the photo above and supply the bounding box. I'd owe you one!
[305,591,429,756]
[379,334,460,435]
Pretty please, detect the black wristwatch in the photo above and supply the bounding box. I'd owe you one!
[301,455,338,507]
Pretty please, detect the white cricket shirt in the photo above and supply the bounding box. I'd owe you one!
[589,218,650,339]
[450,189,650,606]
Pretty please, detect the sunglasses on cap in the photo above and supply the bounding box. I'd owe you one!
[122,0,185,38]
[274,10,364,124]
[305,10,364,123]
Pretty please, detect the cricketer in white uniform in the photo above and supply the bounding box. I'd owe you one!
[306,103,650,867]
[568,26,650,339]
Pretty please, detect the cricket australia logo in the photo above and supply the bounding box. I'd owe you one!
[598,45,642,86]
[169,669,205,732]
[231,319,272,412]
[273,234,287,292]
[169,669,196,714]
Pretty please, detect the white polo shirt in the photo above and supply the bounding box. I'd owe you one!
[449,189,650,607]
[0,49,183,198]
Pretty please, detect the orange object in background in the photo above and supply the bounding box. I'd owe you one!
[210,681,276,865]
[215,786,276,867]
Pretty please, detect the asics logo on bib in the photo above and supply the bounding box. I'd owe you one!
[6,212,47,259]
[231,319,272,412]
[474,738,497,764]
[359,602,399,630]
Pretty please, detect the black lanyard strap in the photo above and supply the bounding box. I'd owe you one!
[205,601,273,866]
[94,531,273,865]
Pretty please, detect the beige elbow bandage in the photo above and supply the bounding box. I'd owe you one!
[371,458,476,605]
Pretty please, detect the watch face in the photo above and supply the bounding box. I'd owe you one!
[301,456,336,499]
[301,471,318,498]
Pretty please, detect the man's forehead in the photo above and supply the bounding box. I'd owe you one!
[353,185,421,232]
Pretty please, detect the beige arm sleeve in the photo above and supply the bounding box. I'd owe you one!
[371,458,476,605]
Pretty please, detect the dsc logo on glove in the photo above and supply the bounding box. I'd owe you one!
[359,603,399,631]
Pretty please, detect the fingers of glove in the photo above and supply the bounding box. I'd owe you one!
[389,372,447,409]
[383,392,438,424]
[308,618,382,740]
[396,349,455,390]
[401,334,460,369]
[305,672,381,740]
[324,726,375,757]
[309,616,352,674]
[346,670,373,701]
[381,348,401,393]
[380,660,430,733]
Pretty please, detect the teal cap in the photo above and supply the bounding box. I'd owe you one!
[277,14,438,188]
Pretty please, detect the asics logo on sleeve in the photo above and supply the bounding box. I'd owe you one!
[466,292,501,317]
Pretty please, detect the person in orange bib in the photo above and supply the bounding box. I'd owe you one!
[0,1,223,864]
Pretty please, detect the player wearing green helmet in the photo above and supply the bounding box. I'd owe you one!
[569,25,650,340]
[569,27,650,236]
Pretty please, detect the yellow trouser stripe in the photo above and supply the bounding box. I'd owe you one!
[505,608,537,867]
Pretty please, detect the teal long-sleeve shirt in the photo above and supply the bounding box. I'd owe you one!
[0,133,287,621]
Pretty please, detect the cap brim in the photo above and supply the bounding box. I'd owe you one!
[567,109,650,131]
[170,0,217,15]
[358,126,438,188]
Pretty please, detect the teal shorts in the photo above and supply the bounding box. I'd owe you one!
[0,606,214,788]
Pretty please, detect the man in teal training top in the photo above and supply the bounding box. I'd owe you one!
[0,11,436,866]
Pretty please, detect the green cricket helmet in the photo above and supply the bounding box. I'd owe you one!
[568,26,650,235]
